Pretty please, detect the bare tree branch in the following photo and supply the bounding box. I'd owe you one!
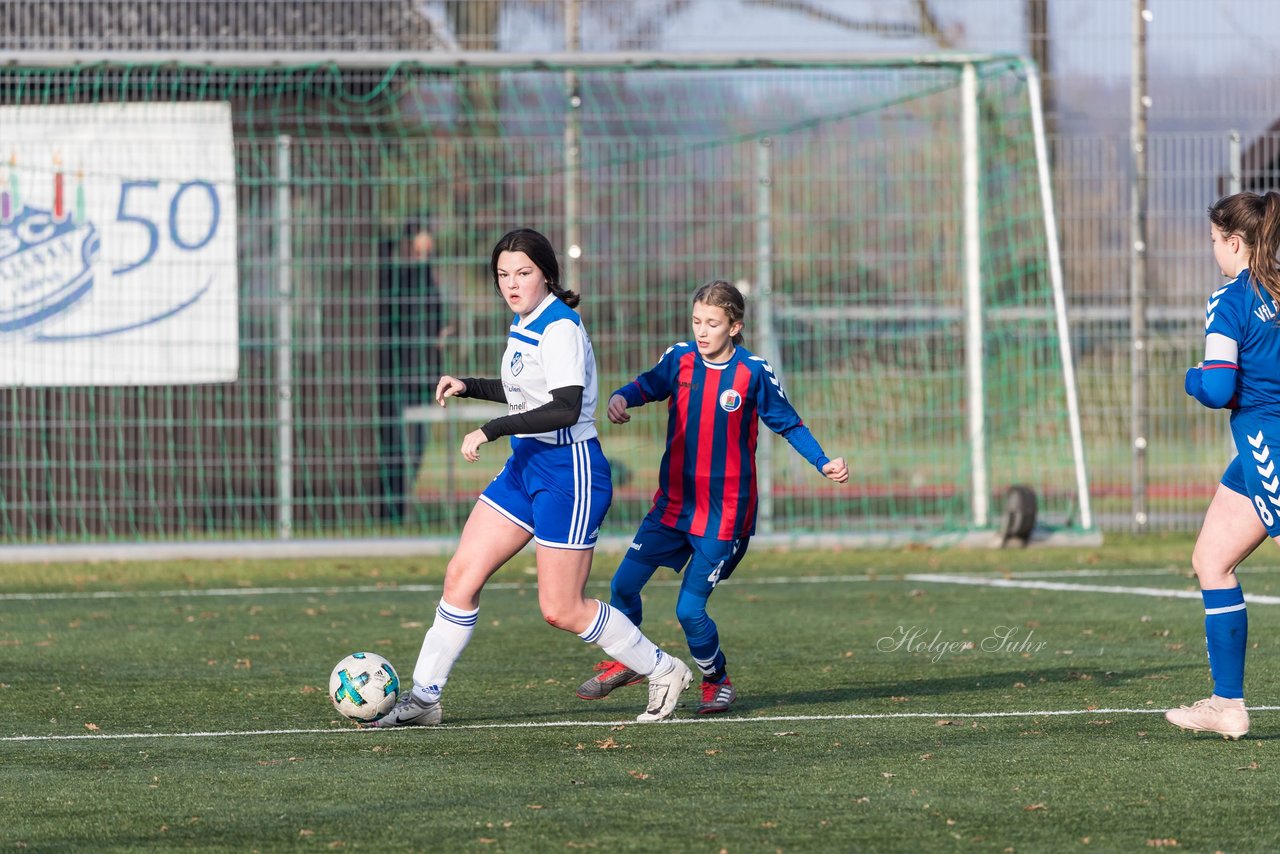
[742,0,921,39]
[911,0,956,49]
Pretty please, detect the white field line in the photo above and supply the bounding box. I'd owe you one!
[0,567,1192,602]
[0,578,857,601]
[906,573,1280,605]
[7,705,1280,743]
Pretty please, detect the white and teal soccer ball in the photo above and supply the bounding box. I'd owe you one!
[329,652,400,722]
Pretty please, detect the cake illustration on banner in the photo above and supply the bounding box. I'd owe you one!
[0,155,99,334]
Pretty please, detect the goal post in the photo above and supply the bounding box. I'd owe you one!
[0,52,1095,558]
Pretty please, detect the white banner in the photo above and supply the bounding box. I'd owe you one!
[0,102,238,385]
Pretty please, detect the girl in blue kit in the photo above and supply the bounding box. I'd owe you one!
[1167,191,1280,740]
[575,280,848,714]
[373,228,691,726]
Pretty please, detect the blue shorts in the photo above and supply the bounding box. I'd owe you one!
[480,437,612,549]
[626,511,750,586]
[1222,414,1280,537]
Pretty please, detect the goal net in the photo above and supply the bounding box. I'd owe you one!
[0,55,1092,554]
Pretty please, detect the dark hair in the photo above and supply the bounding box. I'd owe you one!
[1209,191,1280,306]
[489,228,579,308]
[691,279,745,345]
[400,214,431,242]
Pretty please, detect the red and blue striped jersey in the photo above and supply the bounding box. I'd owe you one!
[614,342,830,541]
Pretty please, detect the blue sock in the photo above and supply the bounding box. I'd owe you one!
[675,586,726,679]
[1203,586,1247,700]
[609,556,660,628]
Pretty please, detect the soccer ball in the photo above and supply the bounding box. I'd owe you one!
[329,652,400,722]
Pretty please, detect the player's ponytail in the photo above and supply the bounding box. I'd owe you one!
[692,279,745,344]
[490,228,580,309]
[1210,192,1280,310]
[1255,191,1280,308]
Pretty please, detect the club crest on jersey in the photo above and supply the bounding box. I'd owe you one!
[719,389,743,412]
[510,351,524,376]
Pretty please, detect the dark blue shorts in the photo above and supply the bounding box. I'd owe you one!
[626,511,750,587]
[1222,415,1280,537]
[479,437,612,549]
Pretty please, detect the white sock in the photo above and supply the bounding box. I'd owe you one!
[411,599,479,703]
[577,600,672,677]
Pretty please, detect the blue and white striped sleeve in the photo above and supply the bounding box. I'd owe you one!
[1189,282,1240,409]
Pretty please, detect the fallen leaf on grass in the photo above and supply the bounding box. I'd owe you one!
[1145,839,1178,848]
[84,723,99,732]
[1023,803,1047,811]
[935,719,963,727]
[773,731,800,737]
[1237,761,1260,771]
[595,737,620,750]
[627,771,650,780]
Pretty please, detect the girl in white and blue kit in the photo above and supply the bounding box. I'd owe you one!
[373,228,691,727]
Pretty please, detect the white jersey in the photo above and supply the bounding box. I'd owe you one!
[499,291,599,444]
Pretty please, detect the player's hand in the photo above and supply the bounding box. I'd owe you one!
[460,428,489,462]
[607,393,631,424]
[823,457,849,483]
[436,375,466,406]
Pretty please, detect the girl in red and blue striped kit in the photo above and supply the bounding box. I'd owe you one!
[576,279,848,714]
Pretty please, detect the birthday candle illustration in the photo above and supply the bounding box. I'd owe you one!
[75,168,86,225]
[4,153,17,222]
[53,153,65,220]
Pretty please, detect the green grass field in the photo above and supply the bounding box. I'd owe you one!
[3,535,1279,852]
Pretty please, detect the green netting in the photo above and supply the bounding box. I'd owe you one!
[0,58,1090,545]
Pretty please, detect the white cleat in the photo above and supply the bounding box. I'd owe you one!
[1164,695,1249,740]
[368,692,443,728]
[636,656,692,722]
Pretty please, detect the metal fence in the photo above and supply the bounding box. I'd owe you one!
[2,0,1280,538]
[0,57,1099,549]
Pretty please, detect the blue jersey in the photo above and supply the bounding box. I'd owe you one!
[614,342,829,540]
[1202,268,1280,413]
